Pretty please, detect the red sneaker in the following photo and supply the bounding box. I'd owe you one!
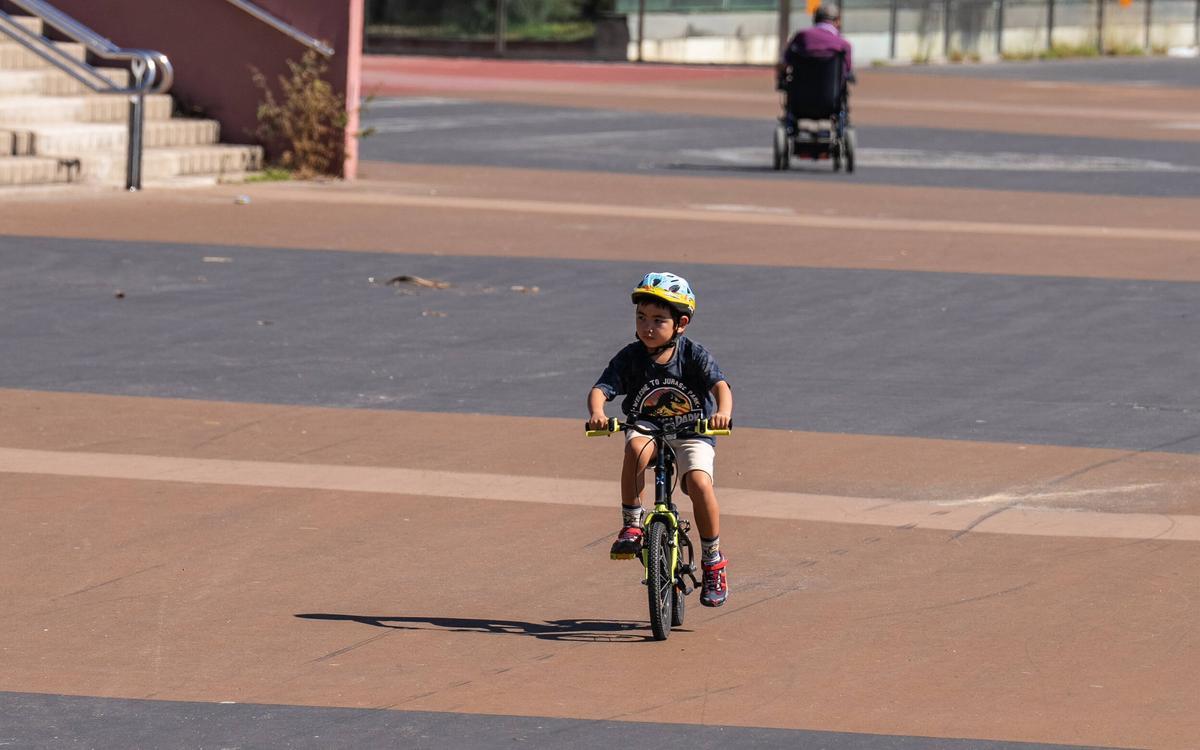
[609,525,643,560]
[700,556,728,607]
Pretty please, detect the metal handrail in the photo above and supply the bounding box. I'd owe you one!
[0,13,113,91]
[223,0,335,57]
[7,0,172,93]
[0,0,174,190]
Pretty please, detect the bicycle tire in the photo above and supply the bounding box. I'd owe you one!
[645,520,674,641]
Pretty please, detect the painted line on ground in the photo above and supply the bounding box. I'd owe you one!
[862,97,1200,123]
[277,190,1200,245]
[686,146,1199,174]
[3,446,1198,542]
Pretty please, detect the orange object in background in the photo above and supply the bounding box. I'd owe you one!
[1119,0,1132,6]
[808,0,821,14]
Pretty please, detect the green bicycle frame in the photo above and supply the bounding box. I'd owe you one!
[640,437,681,576]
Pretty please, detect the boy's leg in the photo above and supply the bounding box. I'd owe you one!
[621,435,656,505]
[683,467,728,608]
[681,468,719,540]
[611,435,656,560]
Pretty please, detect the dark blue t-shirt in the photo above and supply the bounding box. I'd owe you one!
[593,336,727,441]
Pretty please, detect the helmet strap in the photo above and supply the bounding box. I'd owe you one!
[645,339,676,357]
[639,323,681,357]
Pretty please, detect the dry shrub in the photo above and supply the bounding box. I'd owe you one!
[252,50,347,179]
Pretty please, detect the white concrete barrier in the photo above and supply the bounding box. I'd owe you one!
[623,5,1200,64]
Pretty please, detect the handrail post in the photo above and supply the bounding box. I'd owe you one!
[125,56,150,191]
[126,92,144,191]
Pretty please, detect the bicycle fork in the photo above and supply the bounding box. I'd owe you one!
[641,509,701,595]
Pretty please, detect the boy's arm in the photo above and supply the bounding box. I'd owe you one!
[587,387,611,431]
[709,380,733,430]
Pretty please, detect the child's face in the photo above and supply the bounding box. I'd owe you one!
[635,301,687,350]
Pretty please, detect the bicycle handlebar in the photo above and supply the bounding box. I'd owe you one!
[584,417,732,438]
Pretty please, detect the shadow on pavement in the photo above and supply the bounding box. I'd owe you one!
[660,163,778,174]
[296,613,660,642]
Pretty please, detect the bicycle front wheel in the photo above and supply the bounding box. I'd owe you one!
[646,520,674,641]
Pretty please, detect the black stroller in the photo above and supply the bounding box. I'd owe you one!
[773,51,855,173]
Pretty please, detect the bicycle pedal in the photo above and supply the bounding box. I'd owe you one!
[610,552,638,560]
[641,578,648,586]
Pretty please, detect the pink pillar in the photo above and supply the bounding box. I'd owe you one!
[343,0,364,180]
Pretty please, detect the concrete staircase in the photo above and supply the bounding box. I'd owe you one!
[0,14,263,189]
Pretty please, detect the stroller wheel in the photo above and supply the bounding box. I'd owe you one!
[773,124,790,171]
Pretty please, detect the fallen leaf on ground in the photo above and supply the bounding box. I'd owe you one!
[388,275,450,289]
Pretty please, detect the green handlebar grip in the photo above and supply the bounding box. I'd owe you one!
[585,417,620,437]
[696,418,733,436]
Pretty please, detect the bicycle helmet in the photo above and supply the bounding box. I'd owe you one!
[631,271,696,318]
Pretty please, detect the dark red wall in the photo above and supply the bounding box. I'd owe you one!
[47,0,361,175]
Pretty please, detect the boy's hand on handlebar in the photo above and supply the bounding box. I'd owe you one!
[586,413,611,431]
[708,412,732,431]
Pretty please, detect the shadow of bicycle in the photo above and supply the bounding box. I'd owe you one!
[296,613,668,642]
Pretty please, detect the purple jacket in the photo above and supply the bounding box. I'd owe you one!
[782,23,853,78]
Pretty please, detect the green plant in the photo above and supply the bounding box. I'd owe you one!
[1040,41,1100,59]
[252,49,348,179]
[245,166,293,183]
[1104,40,1146,56]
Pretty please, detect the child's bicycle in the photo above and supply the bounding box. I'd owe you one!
[585,416,731,641]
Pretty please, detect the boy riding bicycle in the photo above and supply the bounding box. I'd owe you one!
[586,272,733,607]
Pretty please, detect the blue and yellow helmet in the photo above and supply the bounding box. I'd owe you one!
[631,271,695,317]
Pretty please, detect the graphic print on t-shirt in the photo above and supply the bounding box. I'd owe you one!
[632,377,704,429]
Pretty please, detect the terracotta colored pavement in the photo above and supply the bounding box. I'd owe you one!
[1,389,1198,748]
[362,55,1200,141]
[4,167,1200,282]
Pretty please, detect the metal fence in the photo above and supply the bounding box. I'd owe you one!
[363,0,1200,60]
[615,0,777,8]
[617,0,1200,61]
[367,0,608,44]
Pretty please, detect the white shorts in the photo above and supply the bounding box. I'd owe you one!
[626,430,716,483]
